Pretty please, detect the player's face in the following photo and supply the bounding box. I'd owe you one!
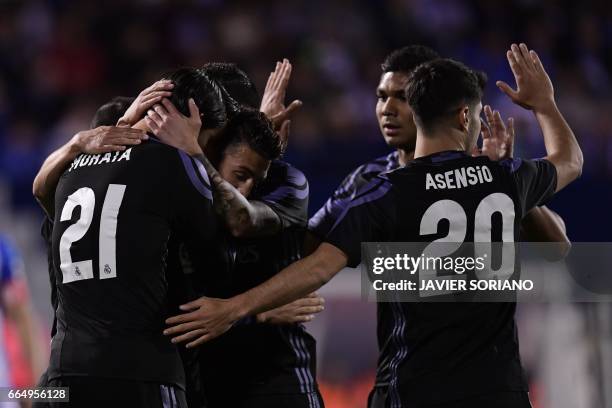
[376,72,417,150]
[218,143,270,197]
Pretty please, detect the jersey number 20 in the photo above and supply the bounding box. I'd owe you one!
[59,185,126,284]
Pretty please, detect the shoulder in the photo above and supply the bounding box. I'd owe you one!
[351,151,399,179]
[267,160,308,186]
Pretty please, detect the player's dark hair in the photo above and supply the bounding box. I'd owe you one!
[90,96,135,129]
[164,67,227,129]
[406,58,487,130]
[201,62,259,109]
[381,45,440,73]
[219,108,281,161]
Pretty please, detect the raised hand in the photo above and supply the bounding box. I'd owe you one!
[145,98,203,156]
[479,105,514,161]
[256,292,325,324]
[260,59,303,151]
[74,126,148,154]
[117,80,174,127]
[496,43,555,112]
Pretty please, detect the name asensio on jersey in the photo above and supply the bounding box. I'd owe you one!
[425,165,493,190]
[68,148,132,172]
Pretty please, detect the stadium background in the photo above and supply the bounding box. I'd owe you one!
[0,0,611,407]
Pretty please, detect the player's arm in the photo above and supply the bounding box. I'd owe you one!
[146,98,285,238]
[304,164,365,255]
[521,205,571,260]
[32,127,147,217]
[164,243,346,347]
[255,293,325,324]
[203,164,283,238]
[496,43,583,192]
[164,180,396,346]
[478,104,571,256]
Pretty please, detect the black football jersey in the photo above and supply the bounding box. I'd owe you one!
[48,138,217,389]
[326,150,557,406]
[309,151,399,239]
[198,161,319,398]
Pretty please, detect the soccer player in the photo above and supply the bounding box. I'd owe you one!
[40,68,226,408]
[164,44,583,407]
[150,62,324,408]
[307,45,570,255]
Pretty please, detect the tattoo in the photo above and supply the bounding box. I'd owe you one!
[191,154,281,237]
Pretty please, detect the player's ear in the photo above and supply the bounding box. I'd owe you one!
[458,106,470,132]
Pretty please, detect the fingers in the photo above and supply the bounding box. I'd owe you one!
[153,104,169,120]
[161,97,180,116]
[186,333,215,348]
[171,329,208,344]
[142,80,173,96]
[144,117,161,135]
[492,109,506,133]
[278,119,290,149]
[163,320,202,336]
[272,100,302,129]
[295,305,325,315]
[518,43,535,71]
[106,137,144,146]
[480,118,491,140]
[186,98,200,120]
[277,59,292,99]
[271,60,285,91]
[100,145,127,152]
[180,298,205,311]
[510,44,529,74]
[496,80,519,101]
[147,108,163,124]
[165,310,199,325]
[471,145,481,158]
[270,59,291,93]
[529,49,546,75]
[141,91,172,105]
[295,296,325,307]
[506,50,522,80]
[483,105,495,131]
[506,117,515,157]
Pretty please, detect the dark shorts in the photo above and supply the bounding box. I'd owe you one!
[207,391,324,408]
[32,376,188,408]
[368,387,532,408]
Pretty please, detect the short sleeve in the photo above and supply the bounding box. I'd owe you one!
[325,179,396,268]
[172,150,216,244]
[502,158,558,213]
[308,166,363,240]
[253,160,309,228]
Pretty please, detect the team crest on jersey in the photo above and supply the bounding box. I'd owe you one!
[68,148,132,172]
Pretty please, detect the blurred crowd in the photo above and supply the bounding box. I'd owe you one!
[0,0,611,239]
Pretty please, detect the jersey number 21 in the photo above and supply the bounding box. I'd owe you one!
[59,185,126,284]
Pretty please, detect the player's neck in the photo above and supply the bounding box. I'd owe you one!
[414,128,467,158]
[396,148,414,166]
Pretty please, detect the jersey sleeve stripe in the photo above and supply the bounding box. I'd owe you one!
[178,151,213,200]
[499,157,523,173]
[330,178,392,233]
[260,183,309,202]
